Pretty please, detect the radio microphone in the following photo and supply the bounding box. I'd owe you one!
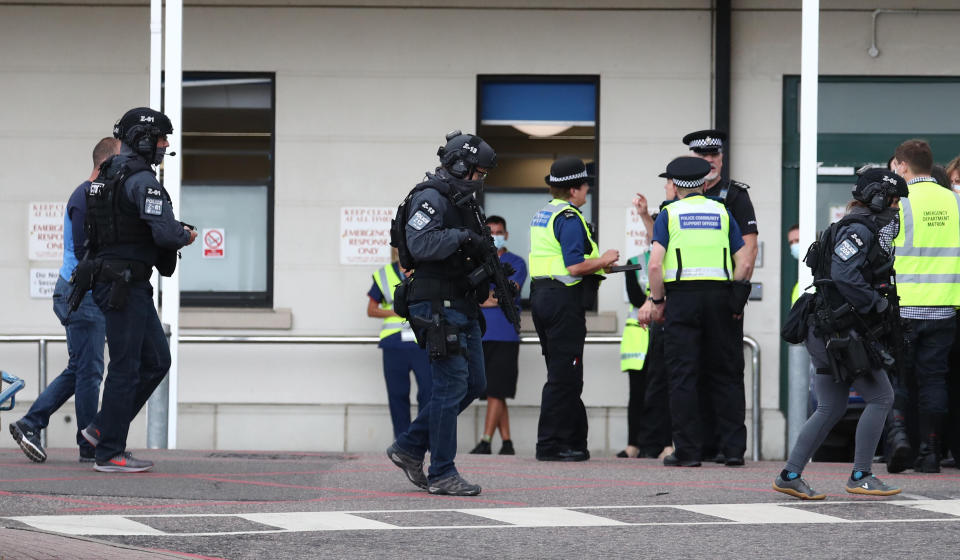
[168,151,177,156]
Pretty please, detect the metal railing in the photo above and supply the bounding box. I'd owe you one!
[1,333,762,460]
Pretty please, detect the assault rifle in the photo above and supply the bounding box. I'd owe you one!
[454,193,522,334]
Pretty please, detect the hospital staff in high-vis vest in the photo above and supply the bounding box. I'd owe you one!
[367,259,432,439]
[889,139,960,473]
[530,157,620,462]
[641,157,752,468]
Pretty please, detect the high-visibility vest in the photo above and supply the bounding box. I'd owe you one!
[661,195,733,283]
[791,282,800,305]
[893,181,960,306]
[373,263,406,339]
[529,198,602,286]
[621,255,651,371]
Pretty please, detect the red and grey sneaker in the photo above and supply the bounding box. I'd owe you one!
[94,453,154,473]
[80,423,101,447]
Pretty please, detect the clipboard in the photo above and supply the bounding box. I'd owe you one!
[606,263,644,274]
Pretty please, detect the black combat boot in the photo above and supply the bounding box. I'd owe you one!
[885,409,912,474]
[914,413,944,473]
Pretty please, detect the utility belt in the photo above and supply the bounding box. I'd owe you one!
[392,274,480,362]
[811,290,894,384]
[67,259,151,313]
[531,276,600,308]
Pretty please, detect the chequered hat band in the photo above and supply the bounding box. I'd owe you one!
[549,170,588,183]
[689,137,723,149]
[673,177,705,188]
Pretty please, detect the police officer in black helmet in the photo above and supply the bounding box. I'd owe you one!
[386,130,496,496]
[79,107,197,473]
[774,168,907,500]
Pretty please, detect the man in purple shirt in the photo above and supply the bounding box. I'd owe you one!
[469,216,527,455]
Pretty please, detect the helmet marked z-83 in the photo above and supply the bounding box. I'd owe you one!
[437,130,496,179]
[852,168,908,213]
[113,107,173,165]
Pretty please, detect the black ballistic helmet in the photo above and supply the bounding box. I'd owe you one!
[853,168,909,212]
[437,130,497,179]
[113,107,173,165]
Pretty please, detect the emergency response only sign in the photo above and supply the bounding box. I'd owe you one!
[28,202,65,261]
[340,207,392,265]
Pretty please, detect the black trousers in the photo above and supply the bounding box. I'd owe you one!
[627,323,671,452]
[532,281,587,454]
[664,285,746,462]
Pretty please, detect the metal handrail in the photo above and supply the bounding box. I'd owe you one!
[0,333,762,460]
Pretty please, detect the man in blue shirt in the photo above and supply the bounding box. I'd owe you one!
[469,216,527,455]
[9,137,118,463]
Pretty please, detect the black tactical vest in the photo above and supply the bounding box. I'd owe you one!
[85,156,157,253]
[811,213,894,308]
[412,183,481,283]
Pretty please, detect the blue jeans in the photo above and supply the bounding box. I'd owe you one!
[22,276,105,455]
[395,301,485,482]
[92,279,170,461]
[382,344,432,439]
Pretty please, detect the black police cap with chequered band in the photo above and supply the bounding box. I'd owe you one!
[658,156,712,188]
[682,129,727,154]
[545,156,595,188]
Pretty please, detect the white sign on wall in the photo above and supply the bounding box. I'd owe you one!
[202,228,225,259]
[28,202,65,261]
[30,268,60,298]
[340,207,393,265]
[624,207,650,260]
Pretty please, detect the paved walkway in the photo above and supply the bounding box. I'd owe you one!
[2,447,959,559]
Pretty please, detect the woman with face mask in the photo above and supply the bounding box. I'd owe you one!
[774,169,907,500]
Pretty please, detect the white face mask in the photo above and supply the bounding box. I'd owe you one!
[789,242,801,260]
[492,234,506,250]
[953,184,960,194]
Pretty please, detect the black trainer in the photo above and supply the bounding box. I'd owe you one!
[386,443,428,490]
[10,420,46,463]
[499,440,515,455]
[469,440,492,454]
[428,473,481,496]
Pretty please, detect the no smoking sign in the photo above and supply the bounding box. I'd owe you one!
[202,228,225,259]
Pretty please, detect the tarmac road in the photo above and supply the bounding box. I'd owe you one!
[1,447,959,559]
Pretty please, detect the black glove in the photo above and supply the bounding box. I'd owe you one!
[731,280,752,316]
[462,230,487,254]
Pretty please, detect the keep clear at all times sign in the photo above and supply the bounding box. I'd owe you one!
[28,202,66,298]
[340,207,393,265]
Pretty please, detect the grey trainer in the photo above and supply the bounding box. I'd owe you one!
[81,423,101,447]
[845,474,901,496]
[773,474,826,500]
[428,473,481,496]
[94,453,154,473]
[10,421,46,463]
[386,443,428,490]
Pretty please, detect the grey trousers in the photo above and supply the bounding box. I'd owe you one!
[785,327,894,473]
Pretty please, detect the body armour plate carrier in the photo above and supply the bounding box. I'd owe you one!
[85,157,157,253]
[805,213,894,308]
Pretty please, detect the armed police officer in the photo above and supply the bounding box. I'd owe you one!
[773,169,907,500]
[642,157,750,468]
[78,107,197,473]
[683,129,758,464]
[386,131,502,496]
[530,157,619,462]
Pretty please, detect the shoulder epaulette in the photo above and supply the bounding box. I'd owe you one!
[730,179,750,190]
